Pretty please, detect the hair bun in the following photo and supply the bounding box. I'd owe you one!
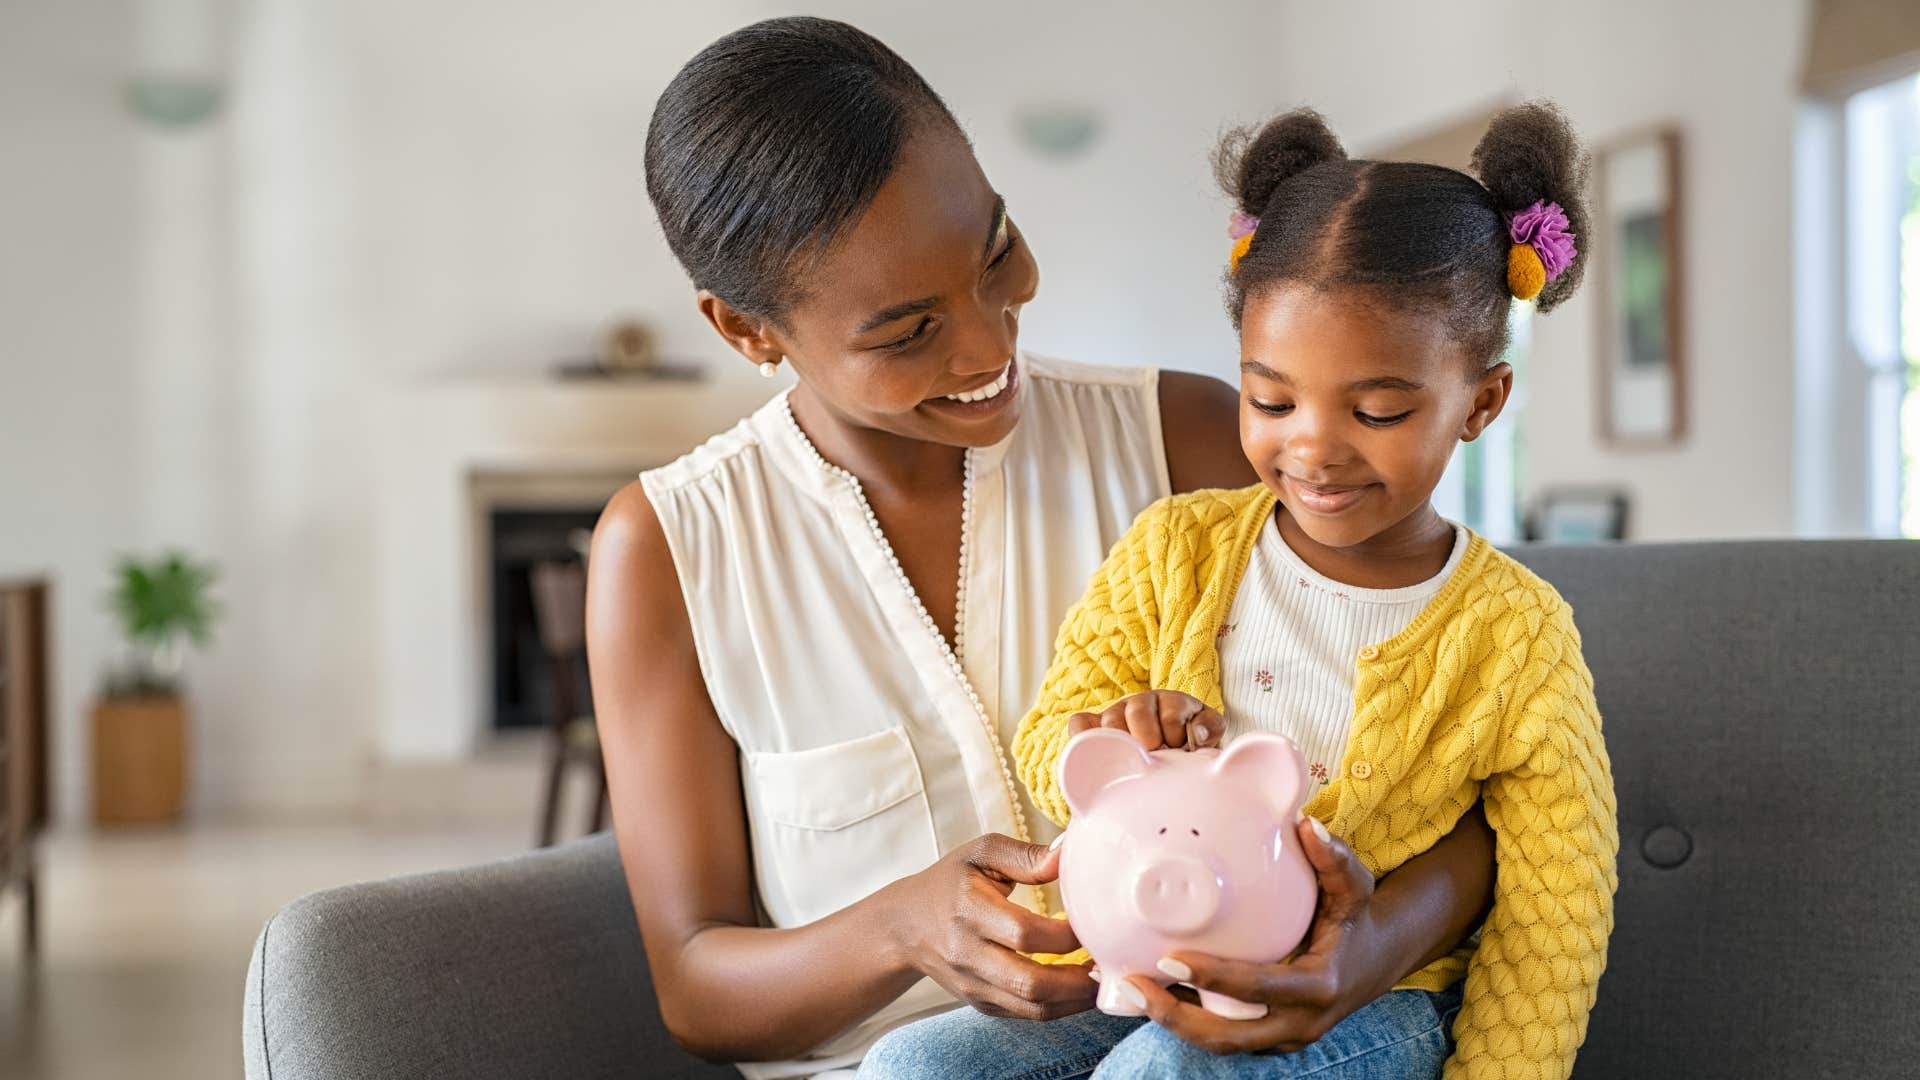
[1471,101,1591,311]
[1213,108,1347,216]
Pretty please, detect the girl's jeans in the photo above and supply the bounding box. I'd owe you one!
[856,983,1463,1080]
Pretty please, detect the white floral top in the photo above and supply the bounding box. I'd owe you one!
[1216,516,1467,792]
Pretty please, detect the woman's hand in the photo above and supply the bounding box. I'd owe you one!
[883,833,1098,1021]
[1068,690,1224,751]
[1121,816,1406,1055]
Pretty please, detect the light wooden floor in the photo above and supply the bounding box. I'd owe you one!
[0,820,531,1080]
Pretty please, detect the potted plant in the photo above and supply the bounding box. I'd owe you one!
[92,552,219,824]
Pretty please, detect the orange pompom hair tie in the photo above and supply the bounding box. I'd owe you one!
[1507,243,1548,301]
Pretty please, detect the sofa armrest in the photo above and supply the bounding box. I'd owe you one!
[243,832,738,1080]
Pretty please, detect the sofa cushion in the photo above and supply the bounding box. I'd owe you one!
[1510,541,1920,1077]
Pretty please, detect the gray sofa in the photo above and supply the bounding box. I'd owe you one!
[244,540,1920,1078]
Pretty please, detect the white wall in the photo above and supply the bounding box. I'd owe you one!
[0,2,142,826]
[1260,0,1809,540]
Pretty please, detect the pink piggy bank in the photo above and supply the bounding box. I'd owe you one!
[1056,728,1318,1019]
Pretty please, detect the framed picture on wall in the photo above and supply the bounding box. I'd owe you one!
[1595,128,1686,446]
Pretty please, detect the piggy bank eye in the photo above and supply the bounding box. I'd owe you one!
[1190,828,1200,837]
[1158,827,1167,835]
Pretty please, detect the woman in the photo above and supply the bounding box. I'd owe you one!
[586,17,1494,1078]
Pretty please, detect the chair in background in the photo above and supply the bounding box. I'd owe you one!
[528,560,608,848]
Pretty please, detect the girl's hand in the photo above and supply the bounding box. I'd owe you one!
[883,833,1097,1021]
[1122,816,1404,1055]
[1068,690,1224,751]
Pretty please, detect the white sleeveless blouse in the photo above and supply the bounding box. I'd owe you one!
[640,354,1169,1077]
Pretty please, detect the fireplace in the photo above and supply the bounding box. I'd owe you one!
[467,469,636,736]
[486,507,599,731]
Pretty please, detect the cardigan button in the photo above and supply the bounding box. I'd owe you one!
[1349,760,1373,780]
[1358,645,1380,662]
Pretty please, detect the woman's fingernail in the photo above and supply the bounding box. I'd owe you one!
[1309,817,1330,845]
[1049,833,1066,851]
[1088,968,1102,982]
[1119,979,1148,1010]
[1191,723,1211,744]
[1156,957,1192,982]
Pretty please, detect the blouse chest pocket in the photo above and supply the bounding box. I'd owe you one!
[744,726,941,927]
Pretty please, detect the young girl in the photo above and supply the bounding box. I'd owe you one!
[861,103,1617,1079]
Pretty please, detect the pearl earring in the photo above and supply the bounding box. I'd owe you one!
[759,359,779,379]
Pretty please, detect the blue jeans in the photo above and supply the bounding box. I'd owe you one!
[857,984,1463,1080]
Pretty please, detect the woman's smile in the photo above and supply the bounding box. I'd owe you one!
[921,357,1019,420]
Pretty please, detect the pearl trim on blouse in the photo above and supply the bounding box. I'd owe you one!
[954,448,972,670]
[779,399,1038,861]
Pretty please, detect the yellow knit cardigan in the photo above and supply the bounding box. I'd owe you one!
[1012,486,1617,1080]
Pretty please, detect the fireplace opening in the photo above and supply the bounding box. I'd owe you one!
[487,507,600,732]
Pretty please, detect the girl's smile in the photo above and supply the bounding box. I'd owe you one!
[1280,473,1377,515]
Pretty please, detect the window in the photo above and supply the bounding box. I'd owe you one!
[1907,138,1920,539]
[1796,71,1920,538]
[1849,75,1920,537]
[1435,302,1529,543]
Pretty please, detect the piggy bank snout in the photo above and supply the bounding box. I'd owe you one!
[1131,855,1222,935]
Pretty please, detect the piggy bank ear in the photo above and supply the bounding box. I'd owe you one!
[1212,733,1307,817]
[1058,728,1153,816]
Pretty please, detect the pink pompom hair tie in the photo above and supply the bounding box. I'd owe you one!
[1228,210,1260,271]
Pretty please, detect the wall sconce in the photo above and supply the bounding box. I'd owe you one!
[125,74,224,130]
[1013,102,1103,160]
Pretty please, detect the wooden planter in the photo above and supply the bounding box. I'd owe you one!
[93,695,187,824]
